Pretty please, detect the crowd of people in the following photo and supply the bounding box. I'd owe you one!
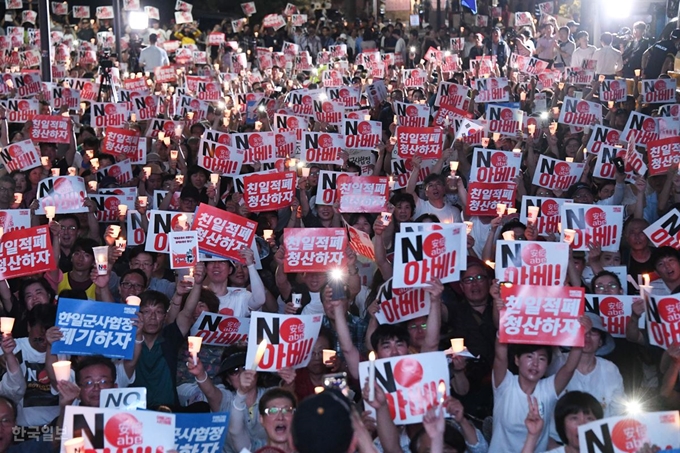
[0,0,678,452]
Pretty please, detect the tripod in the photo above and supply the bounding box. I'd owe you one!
[97,64,118,103]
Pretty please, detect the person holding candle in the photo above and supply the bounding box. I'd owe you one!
[95,269,148,304]
[186,165,211,204]
[406,157,463,225]
[106,247,176,300]
[46,237,99,301]
[0,278,55,338]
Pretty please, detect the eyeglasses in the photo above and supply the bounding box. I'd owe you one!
[408,323,427,330]
[0,417,14,427]
[120,281,145,291]
[61,226,78,231]
[264,407,295,416]
[461,275,488,285]
[81,379,113,389]
[309,171,320,176]
[594,282,620,291]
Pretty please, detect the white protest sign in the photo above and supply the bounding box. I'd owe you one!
[495,240,569,285]
[560,203,624,252]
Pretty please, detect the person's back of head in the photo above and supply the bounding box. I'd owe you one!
[292,390,354,453]
[600,32,613,46]
[149,33,158,45]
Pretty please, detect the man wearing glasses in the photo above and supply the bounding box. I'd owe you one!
[406,164,463,225]
[255,388,297,452]
[107,246,176,300]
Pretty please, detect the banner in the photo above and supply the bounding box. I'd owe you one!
[0,226,54,280]
[192,203,257,262]
[242,171,296,212]
[395,126,443,160]
[558,97,603,127]
[586,124,622,155]
[30,115,71,144]
[474,77,509,103]
[174,413,228,453]
[145,210,194,254]
[283,227,347,273]
[189,312,250,346]
[375,278,431,324]
[246,312,323,371]
[532,154,585,190]
[52,298,138,359]
[342,118,381,150]
[300,132,344,165]
[0,139,40,172]
[499,285,585,346]
[647,136,680,176]
[393,225,466,288]
[646,294,680,350]
[35,176,88,215]
[168,231,198,269]
[102,128,139,161]
[519,196,568,236]
[197,138,245,175]
[466,182,516,217]
[622,111,658,147]
[561,203,624,252]
[469,148,521,183]
[584,294,637,338]
[88,194,135,223]
[487,105,523,137]
[578,412,680,453]
[61,406,175,453]
[358,352,450,425]
[336,175,388,213]
[640,78,677,104]
[495,241,569,286]
[644,208,680,248]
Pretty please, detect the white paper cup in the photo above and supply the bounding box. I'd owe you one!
[563,229,576,244]
[92,246,109,275]
[502,231,515,241]
[44,205,56,220]
[263,229,274,240]
[450,338,465,353]
[51,168,60,177]
[188,336,202,354]
[64,437,84,453]
[210,173,220,185]
[109,225,121,238]
[53,360,71,382]
[143,166,151,178]
[322,349,336,363]
[68,167,77,176]
[464,221,473,234]
[527,206,540,223]
[118,205,128,216]
[126,296,141,306]
[0,317,14,335]
[138,196,148,207]
[13,193,22,204]
[381,212,392,225]
[88,181,98,192]
[292,293,302,308]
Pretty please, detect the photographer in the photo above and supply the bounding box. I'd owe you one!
[124,32,143,74]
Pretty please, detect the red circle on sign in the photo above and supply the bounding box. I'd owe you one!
[246,93,256,102]
[491,152,507,167]
[163,122,175,134]
[217,134,230,145]
[107,165,121,178]
[280,317,305,342]
[599,297,624,317]
[554,162,571,176]
[358,121,373,135]
[606,130,620,143]
[642,118,656,132]
[104,197,120,211]
[275,134,286,147]
[611,419,646,453]
[500,109,514,121]
[22,74,32,84]
[610,81,620,90]
[104,104,117,115]
[190,99,200,110]
[288,117,299,129]
[654,80,667,91]
[521,242,547,266]
[18,100,29,111]
[145,96,156,108]
[319,134,333,148]
[104,412,143,448]
[302,96,313,106]
[406,105,419,117]
[422,232,446,258]
[657,297,680,323]
[540,199,559,216]
[393,357,424,388]
[249,133,263,147]
[576,101,590,114]
[218,317,241,332]
[215,145,231,159]
[585,206,606,228]
[339,88,349,97]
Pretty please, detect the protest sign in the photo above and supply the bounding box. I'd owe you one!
[30,115,71,144]
[453,118,485,145]
[640,78,677,104]
[246,312,323,371]
[273,114,309,139]
[358,352,450,425]
[644,208,680,248]
[50,87,81,110]
[586,124,622,155]
[592,144,647,183]
[495,241,569,286]
[599,79,628,103]
[315,170,354,206]
[91,102,128,128]
[393,225,466,288]
[192,203,257,262]
[126,210,145,247]
[145,210,194,254]
[189,312,250,346]
[578,412,680,453]
[349,150,376,175]
[394,101,431,128]
[474,77,509,103]
[469,149,521,183]
[35,176,87,215]
[100,388,147,410]
[0,139,40,172]
[336,175,388,213]
[348,224,375,261]
[0,226,54,280]
[12,72,41,97]
[514,11,533,26]
[174,413,228,453]
[343,118,381,150]
[390,158,434,190]
[512,55,549,75]
[647,136,680,176]
[3,98,39,124]
[375,278,431,324]
[561,203,624,252]
[403,69,428,88]
[61,406,175,453]
[565,67,594,85]
[622,111,658,147]
[198,138,245,175]
[300,132,344,165]
[646,294,680,350]
[466,182,516,217]
[88,194,135,223]
[96,160,134,186]
[395,126,443,160]
[52,298,138,359]
[558,97,603,127]
[230,132,278,164]
[0,209,30,233]
[584,294,637,338]
[243,171,296,212]
[102,128,140,161]
[532,155,585,190]
[168,231,199,269]
[499,285,585,347]
[487,105,523,137]
[519,196,568,236]
[283,227,347,273]
[431,103,464,130]
[434,82,469,109]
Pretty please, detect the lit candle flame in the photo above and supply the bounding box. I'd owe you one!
[251,339,267,370]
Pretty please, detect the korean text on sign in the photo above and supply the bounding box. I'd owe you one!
[283,227,347,273]
[499,285,585,347]
[192,203,257,262]
[52,298,138,359]
[175,412,228,453]
[0,225,55,280]
[395,126,443,160]
[243,171,296,212]
[30,115,71,144]
[337,175,389,213]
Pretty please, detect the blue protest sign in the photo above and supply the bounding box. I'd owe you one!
[174,412,229,453]
[52,298,138,359]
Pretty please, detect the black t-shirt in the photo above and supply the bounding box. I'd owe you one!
[626,252,655,295]
[644,39,676,79]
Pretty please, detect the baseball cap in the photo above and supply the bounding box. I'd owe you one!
[584,312,615,356]
[216,352,246,377]
[671,29,680,40]
[292,389,353,453]
[566,182,592,200]
[338,33,347,40]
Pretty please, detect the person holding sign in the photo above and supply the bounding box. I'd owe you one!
[406,157,463,225]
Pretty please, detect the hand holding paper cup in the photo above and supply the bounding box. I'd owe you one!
[0,317,14,335]
[92,246,109,275]
[527,206,539,224]
[44,206,56,221]
[450,338,465,353]
[322,349,336,364]
[53,360,71,382]
[563,229,576,244]
[188,336,202,365]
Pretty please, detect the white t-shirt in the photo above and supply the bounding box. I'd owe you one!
[564,358,625,417]
[301,291,323,315]
[414,198,462,224]
[218,288,256,317]
[489,372,559,453]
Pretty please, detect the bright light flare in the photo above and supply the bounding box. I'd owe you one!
[129,11,148,30]
[330,268,344,281]
[602,0,631,19]
[624,399,643,415]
